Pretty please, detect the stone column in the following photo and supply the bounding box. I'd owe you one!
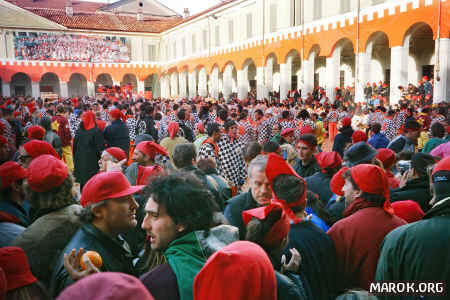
[178,73,186,98]
[355,51,369,103]
[434,38,450,103]
[256,66,264,100]
[237,69,248,100]
[1,81,10,97]
[198,70,207,97]
[223,66,233,100]
[170,73,178,97]
[60,81,69,98]
[326,45,341,103]
[279,63,291,101]
[31,81,40,98]
[211,67,219,99]
[303,52,315,96]
[389,46,408,104]
[188,72,197,98]
[265,59,273,99]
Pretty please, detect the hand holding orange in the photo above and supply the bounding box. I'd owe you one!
[80,250,102,270]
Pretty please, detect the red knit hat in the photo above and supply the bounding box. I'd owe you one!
[27,125,45,140]
[350,164,394,215]
[299,125,313,135]
[106,147,127,162]
[193,241,276,300]
[330,167,348,196]
[281,128,294,137]
[109,108,126,123]
[81,171,144,207]
[0,136,7,145]
[136,141,168,159]
[391,200,424,223]
[0,247,37,291]
[0,162,26,189]
[23,140,60,159]
[352,130,367,143]
[265,153,307,224]
[376,148,396,170]
[27,155,68,192]
[431,156,450,176]
[136,165,164,185]
[242,203,290,248]
[315,152,342,171]
[168,122,179,139]
[341,117,352,127]
[81,111,96,130]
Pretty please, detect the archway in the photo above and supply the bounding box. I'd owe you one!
[339,39,355,88]
[121,74,137,92]
[10,73,32,97]
[265,53,279,99]
[40,72,60,96]
[68,73,88,97]
[241,58,257,99]
[144,74,158,99]
[365,32,391,85]
[405,23,435,83]
[96,73,113,88]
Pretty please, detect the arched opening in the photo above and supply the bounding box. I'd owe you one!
[96,73,113,88]
[10,73,32,97]
[144,74,158,99]
[122,74,137,92]
[311,46,326,89]
[404,23,435,83]
[242,58,257,98]
[338,39,355,88]
[40,72,60,96]
[365,32,391,86]
[286,50,302,93]
[68,73,88,97]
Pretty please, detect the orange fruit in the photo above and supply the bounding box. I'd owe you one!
[80,251,102,270]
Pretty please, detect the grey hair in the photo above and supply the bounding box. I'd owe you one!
[102,151,119,163]
[247,154,268,177]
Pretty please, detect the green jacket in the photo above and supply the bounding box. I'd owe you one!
[375,196,450,299]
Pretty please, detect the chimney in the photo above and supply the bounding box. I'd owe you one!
[137,1,143,21]
[183,8,190,18]
[65,0,73,17]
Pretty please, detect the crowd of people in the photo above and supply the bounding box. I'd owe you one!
[0,82,449,300]
[14,33,130,63]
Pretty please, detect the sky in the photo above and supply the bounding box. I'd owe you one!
[81,0,223,15]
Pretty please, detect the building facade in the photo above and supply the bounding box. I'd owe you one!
[0,0,449,103]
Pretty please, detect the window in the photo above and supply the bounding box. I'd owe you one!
[341,0,351,13]
[192,34,196,53]
[202,29,208,50]
[181,38,186,57]
[313,0,322,20]
[148,45,156,61]
[172,42,176,59]
[270,3,277,32]
[228,20,234,43]
[246,13,252,39]
[215,25,220,47]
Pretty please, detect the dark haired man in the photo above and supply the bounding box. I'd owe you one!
[388,119,421,153]
[327,164,406,291]
[368,122,389,149]
[140,173,238,300]
[293,134,321,178]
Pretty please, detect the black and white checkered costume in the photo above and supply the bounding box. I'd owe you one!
[238,120,255,146]
[257,116,278,144]
[198,134,246,187]
[69,113,81,137]
[126,117,137,142]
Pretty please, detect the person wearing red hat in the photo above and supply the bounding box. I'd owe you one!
[376,148,399,189]
[40,116,63,158]
[125,141,168,185]
[194,241,277,300]
[0,247,49,300]
[73,111,105,189]
[104,108,130,155]
[293,134,321,178]
[390,200,424,223]
[140,173,237,300]
[160,121,189,168]
[351,130,367,144]
[12,155,82,289]
[0,135,15,165]
[376,157,450,296]
[266,153,338,300]
[52,105,74,172]
[18,140,60,168]
[327,164,406,291]
[332,117,354,158]
[0,161,28,246]
[98,147,128,173]
[243,204,307,299]
[325,104,339,141]
[27,125,46,140]
[56,272,155,300]
[51,171,144,297]
[387,119,421,153]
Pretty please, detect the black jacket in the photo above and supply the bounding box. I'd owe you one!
[138,115,158,142]
[293,156,321,178]
[390,177,432,212]
[306,172,333,206]
[104,119,130,154]
[44,131,62,158]
[73,124,105,188]
[224,191,258,239]
[50,223,135,297]
[275,271,308,300]
[332,126,354,158]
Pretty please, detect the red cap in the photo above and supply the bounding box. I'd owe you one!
[423,76,429,81]
[106,147,127,162]
[196,122,205,134]
[27,125,45,140]
[391,200,424,223]
[299,125,313,135]
[193,241,276,300]
[350,164,393,215]
[352,130,367,143]
[136,141,168,159]
[0,122,5,135]
[23,140,60,159]
[0,162,26,189]
[81,171,144,207]
[265,153,306,224]
[431,156,450,177]
[168,122,179,139]
[376,148,396,170]
[0,247,37,291]
[82,111,96,130]
[110,108,126,123]
[242,203,290,248]
[27,155,68,192]
[330,167,348,196]
[0,136,7,145]
[315,152,342,170]
[136,165,164,185]
[281,128,294,137]
[341,117,352,127]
